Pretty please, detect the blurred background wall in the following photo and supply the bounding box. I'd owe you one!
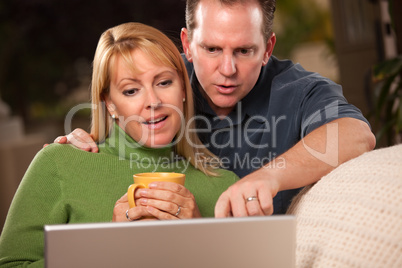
[0,0,188,234]
[1,0,400,233]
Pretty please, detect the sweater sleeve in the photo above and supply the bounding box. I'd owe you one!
[0,145,66,267]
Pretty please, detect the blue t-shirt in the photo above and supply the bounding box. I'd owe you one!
[184,55,369,214]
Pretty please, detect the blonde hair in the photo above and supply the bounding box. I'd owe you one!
[91,22,217,175]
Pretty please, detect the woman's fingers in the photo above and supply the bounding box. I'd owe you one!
[140,199,184,219]
[137,182,201,219]
[141,182,191,201]
[125,206,154,221]
[149,181,189,195]
[121,182,201,220]
[113,193,153,222]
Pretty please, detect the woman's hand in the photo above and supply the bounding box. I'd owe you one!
[113,193,155,222]
[113,182,201,222]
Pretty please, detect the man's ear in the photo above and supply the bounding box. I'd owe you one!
[181,28,193,62]
[262,33,276,66]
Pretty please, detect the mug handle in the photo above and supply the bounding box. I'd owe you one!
[127,184,145,208]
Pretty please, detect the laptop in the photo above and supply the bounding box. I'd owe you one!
[44,216,295,268]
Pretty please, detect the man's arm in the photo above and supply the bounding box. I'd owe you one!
[214,117,376,217]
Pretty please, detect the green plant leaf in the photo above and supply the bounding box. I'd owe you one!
[373,55,402,79]
[375,74,396,113]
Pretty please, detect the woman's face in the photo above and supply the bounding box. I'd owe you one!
[105,49,185,148]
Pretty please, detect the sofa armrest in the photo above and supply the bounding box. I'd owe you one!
[287,144,402,267]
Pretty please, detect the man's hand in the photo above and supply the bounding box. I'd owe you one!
[214,171,278,217]
[47,128,99,153]
[214,118,376,218]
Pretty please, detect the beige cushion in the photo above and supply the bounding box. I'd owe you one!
[287,144,402,268]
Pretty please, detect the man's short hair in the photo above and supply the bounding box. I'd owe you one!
[185,0,276,43]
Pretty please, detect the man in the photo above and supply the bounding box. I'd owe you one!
[55,0,375,217]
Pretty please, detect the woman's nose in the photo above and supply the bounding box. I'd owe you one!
[146,89,162,109]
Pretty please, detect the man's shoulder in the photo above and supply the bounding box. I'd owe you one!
[266,56,295,73]
[265,56,315,83]
[266,56,335,87]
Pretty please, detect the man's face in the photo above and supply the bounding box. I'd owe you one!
[181,0,276,116]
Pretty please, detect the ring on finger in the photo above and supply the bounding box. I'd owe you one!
[175,205,181,216]
[246,196,259,202]
[125,209,138,222]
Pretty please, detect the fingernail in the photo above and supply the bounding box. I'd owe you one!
[148,183,157,188]
[139,189,148,196]
[140,198,148,205]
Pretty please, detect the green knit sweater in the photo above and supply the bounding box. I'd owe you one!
[0,124,238,267]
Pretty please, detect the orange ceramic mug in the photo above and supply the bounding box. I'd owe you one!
[127,172,186,208]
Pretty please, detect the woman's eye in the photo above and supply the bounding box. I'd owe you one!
[158,80,173,87]
[122,89,138,96]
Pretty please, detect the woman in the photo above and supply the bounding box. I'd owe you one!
[0,22,238,267]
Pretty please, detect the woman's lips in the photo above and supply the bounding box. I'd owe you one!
[143,115,168,130]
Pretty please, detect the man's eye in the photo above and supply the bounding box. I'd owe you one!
[237,48,251,55]
[205,47,219,53]
[123,89,138,96]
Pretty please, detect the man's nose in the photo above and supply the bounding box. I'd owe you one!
[219,54,236,77]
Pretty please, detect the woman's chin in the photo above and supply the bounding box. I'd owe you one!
[142,137,175,148]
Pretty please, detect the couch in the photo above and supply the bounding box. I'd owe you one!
[287,144,402,267]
